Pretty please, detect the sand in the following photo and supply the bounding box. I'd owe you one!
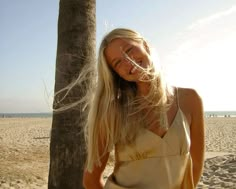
[0,118,51,189]
[197,117,236,189]
[0,117,235,188]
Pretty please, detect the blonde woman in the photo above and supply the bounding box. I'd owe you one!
[82,28,205,189]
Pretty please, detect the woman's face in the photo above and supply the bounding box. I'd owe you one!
[104,38,152,82]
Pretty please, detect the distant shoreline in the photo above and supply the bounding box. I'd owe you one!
[0,111,236,118]
[204,111,236,118]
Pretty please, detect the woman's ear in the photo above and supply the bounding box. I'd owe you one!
[143,40,150,54]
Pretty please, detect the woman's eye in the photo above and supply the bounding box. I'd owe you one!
[125,47,133,54]
[114,60,121,68]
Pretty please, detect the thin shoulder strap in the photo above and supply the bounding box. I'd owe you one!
[176,87,180,108]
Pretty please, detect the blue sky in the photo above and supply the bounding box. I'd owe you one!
[1,0,236,113]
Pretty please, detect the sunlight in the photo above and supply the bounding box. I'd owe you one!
[160,5,236,110]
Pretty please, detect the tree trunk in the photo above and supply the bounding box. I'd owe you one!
[48,0,95,188]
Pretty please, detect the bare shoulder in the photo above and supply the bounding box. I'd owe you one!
[178,87,202,106]
[177,87,204,124]
[178,87,201,99]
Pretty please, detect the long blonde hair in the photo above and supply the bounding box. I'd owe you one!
[83,28,173,172]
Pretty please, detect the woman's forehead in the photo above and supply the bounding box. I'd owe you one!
[108,38,129,48]
[104,39,130,62]
[105,38,140,53]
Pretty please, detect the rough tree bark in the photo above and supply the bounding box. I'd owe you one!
[48,0,95,188]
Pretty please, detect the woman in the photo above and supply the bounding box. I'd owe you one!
[82,28,205,189]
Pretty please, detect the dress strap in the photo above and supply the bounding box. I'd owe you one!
[176,87,180,108]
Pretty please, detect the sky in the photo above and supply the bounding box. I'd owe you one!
[1,0,236,113]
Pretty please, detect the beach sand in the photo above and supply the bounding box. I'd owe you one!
[0,118,50,189]
[0,117,235,188]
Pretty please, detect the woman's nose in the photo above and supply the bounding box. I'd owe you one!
[121,59,134,69]
[123,53,136,66]
[123,58,131,65]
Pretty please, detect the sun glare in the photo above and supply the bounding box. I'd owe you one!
[162,7,236,111]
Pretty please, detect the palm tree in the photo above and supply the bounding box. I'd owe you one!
[48,0,95,188]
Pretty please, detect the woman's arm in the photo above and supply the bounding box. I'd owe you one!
[83,151,110,189]
[189,89,205,187]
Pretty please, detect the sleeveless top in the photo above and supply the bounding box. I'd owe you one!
[104,88,194,189]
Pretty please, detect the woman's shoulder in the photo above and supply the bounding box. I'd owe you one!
[177,87,202,104]
[177,87,199,96]
[175,87,203,122]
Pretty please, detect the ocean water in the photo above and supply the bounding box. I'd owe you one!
[205,111,236,117]
[0,111,236,118]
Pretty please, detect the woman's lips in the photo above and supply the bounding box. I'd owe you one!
[130,66,137,74]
